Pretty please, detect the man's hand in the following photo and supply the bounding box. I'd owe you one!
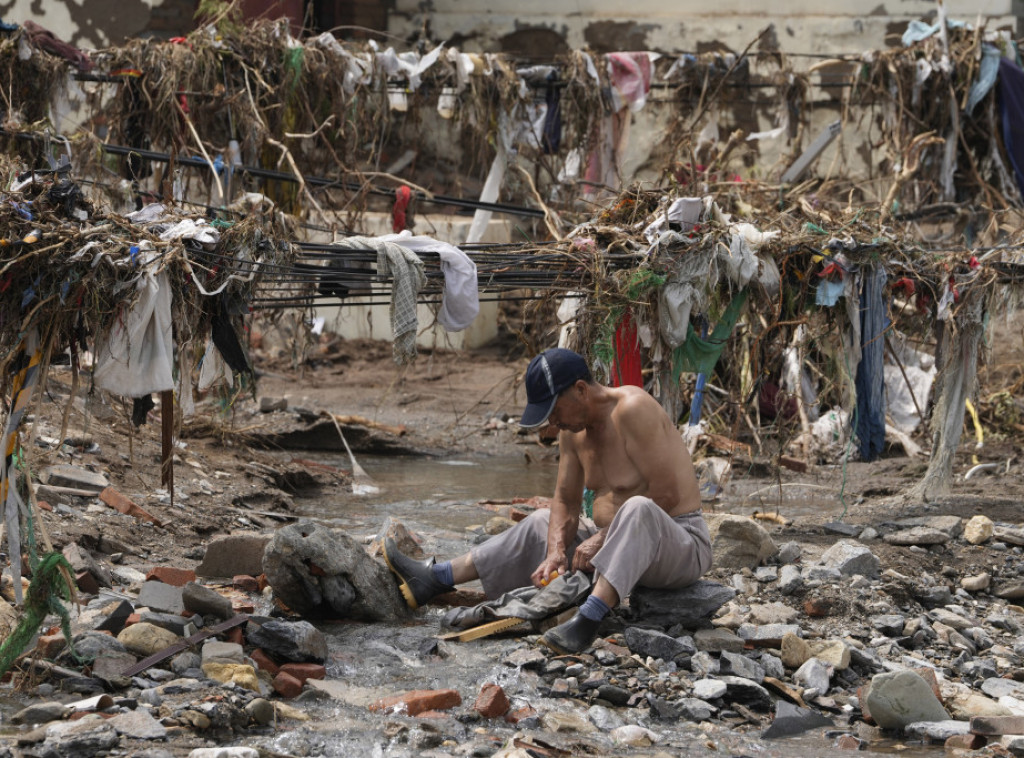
[531,555,567,589]
[572,531,605,572]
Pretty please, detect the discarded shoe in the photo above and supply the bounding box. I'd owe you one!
[382,538,451,610]
[540,611,601,654]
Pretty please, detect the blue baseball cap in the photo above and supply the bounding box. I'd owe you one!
[519,348,591,428]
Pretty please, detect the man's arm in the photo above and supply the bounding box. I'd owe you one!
[530,430,585,586]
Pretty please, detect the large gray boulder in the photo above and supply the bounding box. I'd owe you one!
[865,670,950,730]
[262,520,407,621]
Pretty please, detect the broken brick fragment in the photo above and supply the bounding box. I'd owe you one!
[250,649,280,676]
[272,671,303,698]
[473,683,510,719]
[233,575,260,592]
[146,567,196,587]
[369,689,462,716]
[280,662,326,685]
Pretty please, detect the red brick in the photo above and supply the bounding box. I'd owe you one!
[506,705,537,724]
[945,734,986,749]
[233,602,255,614]
[803,597,831,617]
[125,613,141,627]
[273,671,303,698]
[225,627,244,646]
[416,710,453,719]
[233,575,260,592]
[473,683,510,719]
[37,500,53,512]
[146,567,196,587]
[836,734,866,749]
[369,689,462,716]
[36,634,66,659]
[509,508,529,522]
[76,570,99,595]
[914,668,942,702]
[257,574,269,592]
[99,487,163,526]
[250,649,280,676]
[279,663,326,684]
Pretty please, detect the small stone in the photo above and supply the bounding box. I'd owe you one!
[108,708,167,740]
[693,678,727,700]
[245,698,275,726]
[202,641,244,665]
[13,701,70,725]
[964,515,994,545]
[182,582,233,620]
[961,572,991,592]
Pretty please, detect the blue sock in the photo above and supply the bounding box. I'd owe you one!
[431,561,455,588]
[578,594,612,622]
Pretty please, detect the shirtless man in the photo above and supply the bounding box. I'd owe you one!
[383,347,712,653]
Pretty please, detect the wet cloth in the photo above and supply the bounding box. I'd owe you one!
[379,232,479,332]
[672,289,749,376]
[442,572,592,630]
[470,498,712,601]
[998,58,1024,199]
[855,265,888,461]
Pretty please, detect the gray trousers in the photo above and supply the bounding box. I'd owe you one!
[470,496,712,600]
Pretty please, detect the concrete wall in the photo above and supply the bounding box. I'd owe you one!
[389,0,1020,54]
[1,0,198,46]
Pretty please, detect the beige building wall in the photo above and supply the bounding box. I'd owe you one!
[389,0,1018,54]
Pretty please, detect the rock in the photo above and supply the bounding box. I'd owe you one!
[172,652,202,675]
[70,626,127,663]
[694,627,745,653]
[914,584,953,608]
[981,678,1024,700]
[246,618,328,663]
[541,711,596,733]
[108,708,167,740]
[13,701,70,725]
[749,602,799,625]
[94,600,134,635]
[778,564,802,595]
[970,715,1024,735]
[202,663,260,692]
[961,572,991,592]
[624,627,693,662]
[693,679,727,700]
[704,514,777,569]
[737,623,801,647]
[136,581,185,614]
[43,718,120,756]
[610,725,659,746]
[62,543,112,588]
[40,464,109,492]
[719,676,773,711]
[1002,735,1024,755]
[761,701,834,738]
[824,521,861,537]
[260,396,288,413]
[884,527,951,546]
[903,720,970,741]
[819,541,880,577]
[588,704,625,730]
[807,640,851,670]
[994,581,1024,600]
[182,582,233,620]
[630,580,735,629]
[871,614,906,637]
[188,749,260,758]
[196,534,272,578]
[262,520,407,621]
[484,516,516,535]
[864,669,950,730]
[91,651,136,684]
[719,651,765,682]
[893,515,963,537]
[776,541,802,564]
[140,611,195,637]
[993,526,1024,546]
[794,658,832,698]
[690,651,719,677]
[964,515,994,545]
[118,623,181,657]
[677,697,717,721]
[245,698,275,725]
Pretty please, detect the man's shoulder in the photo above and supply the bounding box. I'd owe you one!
[611,386,667,419]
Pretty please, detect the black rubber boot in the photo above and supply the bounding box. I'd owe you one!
[540,612,602,654]
[382,538,452,610]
